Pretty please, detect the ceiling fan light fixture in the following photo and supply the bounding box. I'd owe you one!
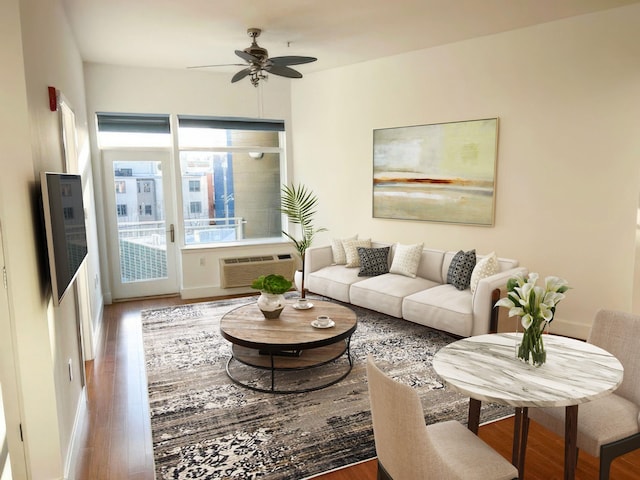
[236,28,316,87]
[188,27,317,87]
[250,70,267,87]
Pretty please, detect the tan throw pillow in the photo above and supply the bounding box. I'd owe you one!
[343,239,371,267]
[331,235,358,264]
[470,252,500,295]
[389,243,423,278]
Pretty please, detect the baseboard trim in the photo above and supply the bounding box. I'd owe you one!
[64,388,87,480]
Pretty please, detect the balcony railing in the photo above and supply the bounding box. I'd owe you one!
[116,217,246,246]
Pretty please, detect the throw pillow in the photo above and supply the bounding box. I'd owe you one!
[389,243,423,278]
[331,235,358,264]
[470,252,500,295]
[357,247,390,277]
[343,239,372,267]
[447,249,477,290]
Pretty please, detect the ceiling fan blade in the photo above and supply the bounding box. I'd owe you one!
[269,56,317,67]
[235,49,260,63]
[266,65,303,79]
[187,63,247,69]
[231,68,252,83]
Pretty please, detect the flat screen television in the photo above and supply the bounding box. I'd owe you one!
[40,172,88,306]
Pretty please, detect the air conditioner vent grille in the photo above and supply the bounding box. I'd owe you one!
[220,254,295,288]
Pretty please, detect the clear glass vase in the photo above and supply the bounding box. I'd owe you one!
[516,318,547,366]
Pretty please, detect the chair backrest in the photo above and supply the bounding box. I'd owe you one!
[366,356,444,479]
[588,309,640,407]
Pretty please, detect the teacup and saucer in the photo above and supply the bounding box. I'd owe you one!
[312,315,335,328]
[293,298,313,310]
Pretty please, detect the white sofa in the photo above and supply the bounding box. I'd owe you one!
[305,241,527,337]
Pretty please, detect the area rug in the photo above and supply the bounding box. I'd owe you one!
[141,295,512,479]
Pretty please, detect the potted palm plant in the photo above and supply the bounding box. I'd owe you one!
[280,183,327,299]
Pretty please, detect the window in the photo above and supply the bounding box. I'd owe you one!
[116,204,128,216]
[138,181,152,193]
[138,204,153,216]
[96,112,287,248]
[178,116,285,246]
[190,202,202,214]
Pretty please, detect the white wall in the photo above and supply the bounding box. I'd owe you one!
[291,5,640,339]
[83,64,297,300]
[0,3,36,478]
[19,0,103,471]
[0,0,102,477]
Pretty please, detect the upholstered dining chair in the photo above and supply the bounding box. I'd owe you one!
[366,355,518,480]
[528,309,640,480]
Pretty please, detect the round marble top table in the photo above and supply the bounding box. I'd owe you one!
[433,332,623,407]
[432,332,623,480]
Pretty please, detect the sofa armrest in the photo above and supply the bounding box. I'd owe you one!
[305,245,334,276]
[471,266,528,336]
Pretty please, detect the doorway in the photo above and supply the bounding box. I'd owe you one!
[102,150,179,300]
[0,222,28,478]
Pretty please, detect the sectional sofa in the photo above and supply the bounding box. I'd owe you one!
[305,239,527,337]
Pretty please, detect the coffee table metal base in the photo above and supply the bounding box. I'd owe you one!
[225,338,353,394]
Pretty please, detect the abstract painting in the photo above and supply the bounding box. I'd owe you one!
[373,118,498,225]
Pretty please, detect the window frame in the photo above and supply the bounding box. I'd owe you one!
[96,112,291,251]
[176,115,288,248]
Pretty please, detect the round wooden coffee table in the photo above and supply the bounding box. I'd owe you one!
[220,299,357,393]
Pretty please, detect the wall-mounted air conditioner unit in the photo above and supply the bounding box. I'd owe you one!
[220,254,296,288]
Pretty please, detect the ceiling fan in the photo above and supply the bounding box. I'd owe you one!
[189,28,317,87]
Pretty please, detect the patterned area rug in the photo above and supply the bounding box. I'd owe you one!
[142,295,512,480]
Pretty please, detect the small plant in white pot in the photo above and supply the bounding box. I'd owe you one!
[251,274,293,319]
[280,183,327,299]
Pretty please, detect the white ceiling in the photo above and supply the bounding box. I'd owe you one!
[61,0,639,77]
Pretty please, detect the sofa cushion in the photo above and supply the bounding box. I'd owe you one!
[403,285,474,337]
[343,239,372,267]
[307,265,363,303]
[331,235,357,264]
[415,248,445,284]
[447,249,476,290]
[470,252,500,295]
[389,242,423,278]
[358,246,390,277]
[350,273,438,318]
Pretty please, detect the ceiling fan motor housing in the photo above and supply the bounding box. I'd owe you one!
[245,28,268,62]
[244,45,268,62]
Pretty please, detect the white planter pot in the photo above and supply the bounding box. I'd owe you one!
[257,292,285,319]
[294,270,303,293]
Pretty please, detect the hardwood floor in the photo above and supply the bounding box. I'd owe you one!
[73,296,640,479]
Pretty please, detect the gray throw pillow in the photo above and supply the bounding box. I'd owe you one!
[447,249,476,290]
[357,247,390,277]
